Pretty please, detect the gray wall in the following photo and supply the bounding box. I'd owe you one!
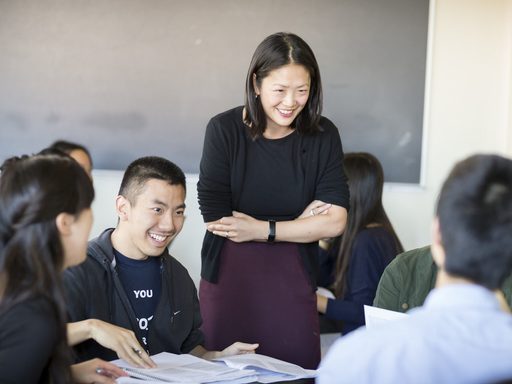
[0,0,428,183]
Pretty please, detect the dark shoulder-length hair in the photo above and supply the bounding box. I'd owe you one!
[333,152,403,297]
[0,154,94,383]
[48,139,93,168]
[244,32,323,137]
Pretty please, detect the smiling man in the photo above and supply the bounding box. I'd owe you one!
[63,156,257,366]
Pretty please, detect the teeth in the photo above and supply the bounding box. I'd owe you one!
[149,233,167,242]
[278,109,293,115]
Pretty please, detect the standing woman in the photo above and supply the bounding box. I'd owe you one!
[0,154,125,383]
[316,153,403,334]
[197,32,349,369]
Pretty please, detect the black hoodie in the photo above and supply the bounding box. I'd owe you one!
[62,228,204,362]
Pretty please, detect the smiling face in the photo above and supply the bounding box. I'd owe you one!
[112,179,186,260]
[254,63,311,133]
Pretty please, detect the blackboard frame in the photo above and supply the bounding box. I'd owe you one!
[0,0,430,184]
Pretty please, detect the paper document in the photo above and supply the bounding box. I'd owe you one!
[364,305,408,329]
[214,353,316,383]
[113,351,316,383]
[112,352,255,383]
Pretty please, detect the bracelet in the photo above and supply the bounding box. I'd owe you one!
[267,220,276,243]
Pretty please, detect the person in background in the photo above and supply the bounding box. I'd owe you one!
[318,154,512,384]
[48,140,93,178]
[316,152,403,334]
[63,156,257,365]
[197,32,349,369]
[0,154,125,383]
[373,245,512,312]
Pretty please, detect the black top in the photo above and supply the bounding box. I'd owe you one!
[239,130,304,218]
[324,227,399,334]
[114,248,162,349]
[197,106,350,285]
[0,296,60,384]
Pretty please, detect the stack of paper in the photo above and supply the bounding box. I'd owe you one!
[214,353,316,383]
[113,352,316,383]
[114,352,255,383]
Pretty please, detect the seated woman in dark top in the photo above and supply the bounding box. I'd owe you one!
[0,154,125,383]
[316,152,403,334]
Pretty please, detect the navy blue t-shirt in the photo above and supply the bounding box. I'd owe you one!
[114,249,162,348]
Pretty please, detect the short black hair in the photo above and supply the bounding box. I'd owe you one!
[436,154,512,289]
[118,156,186,204]
[244,32,323,137]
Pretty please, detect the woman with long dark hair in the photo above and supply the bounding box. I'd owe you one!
[0,154,125,383]
[317,152,403,334]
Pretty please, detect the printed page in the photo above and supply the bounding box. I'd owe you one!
[213,353,316,379]
[364,305,408,329]
[112,352,255,383]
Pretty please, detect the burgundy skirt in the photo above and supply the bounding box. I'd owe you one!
[199,240,320,369]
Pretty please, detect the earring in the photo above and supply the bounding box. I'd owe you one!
[255,94,259,99]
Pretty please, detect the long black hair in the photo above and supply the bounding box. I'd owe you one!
[333,153,403,297]
[0,154,94,383]
[244,32,323,137]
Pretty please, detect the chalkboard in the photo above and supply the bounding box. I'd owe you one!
[0,0,429,183]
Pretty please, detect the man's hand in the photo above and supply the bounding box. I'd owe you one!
[68,319,156,368]
[217,341,260,357]
[196,342,259,360]
[88,319,157,368]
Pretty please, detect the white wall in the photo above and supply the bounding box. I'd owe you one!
[90,171,205,287]
[382,0,512,248]
[90,0,512,287]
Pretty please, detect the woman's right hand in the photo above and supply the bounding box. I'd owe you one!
[297,200,332,219]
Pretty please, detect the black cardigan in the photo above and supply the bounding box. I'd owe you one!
[197,106,350,286]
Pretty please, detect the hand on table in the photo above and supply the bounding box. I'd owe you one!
[71,358,127,384]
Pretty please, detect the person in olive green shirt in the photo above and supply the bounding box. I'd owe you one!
[373,245,512,312]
